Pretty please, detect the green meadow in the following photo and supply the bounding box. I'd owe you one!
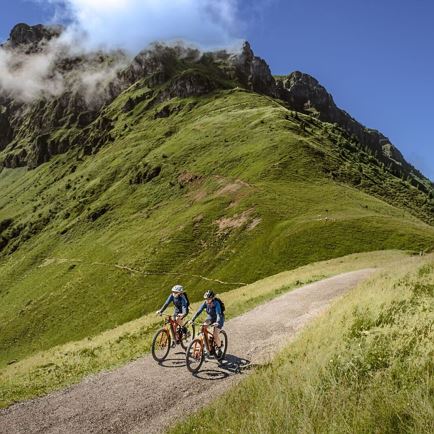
[1,85,433,393]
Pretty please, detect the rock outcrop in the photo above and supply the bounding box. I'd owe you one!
[276,71,423,179]
[230,42,278,97]
[0,112,13,150]
[6,23,63,50]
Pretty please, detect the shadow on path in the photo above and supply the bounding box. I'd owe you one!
[218,354,252,374]
[159,351,186,368]
[158,351,252,380]
[192,354,252,380]
[193,369,229,381]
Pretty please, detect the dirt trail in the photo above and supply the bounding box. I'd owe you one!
[39,257,247,286]
[0,269,375,434]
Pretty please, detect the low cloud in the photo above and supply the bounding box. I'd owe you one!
[0,42,64,102]
[48,0,242,52]
[0,38,128,104]
[0,0,244,104]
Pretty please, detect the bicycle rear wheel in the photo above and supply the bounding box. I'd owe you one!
[185,338,204,373]
[179,322,196,350]
[215,330,228,362]
[151,328,171,362]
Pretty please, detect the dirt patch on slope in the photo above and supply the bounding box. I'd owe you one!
[215,209,254,232]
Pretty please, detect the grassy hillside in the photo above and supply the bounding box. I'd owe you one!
[0,251,409,408]
[1,86,433,368]
[172,254,434,434]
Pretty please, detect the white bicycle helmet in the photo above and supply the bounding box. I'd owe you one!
[171,284,184,293]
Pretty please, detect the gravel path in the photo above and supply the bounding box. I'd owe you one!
[0,269,375,434]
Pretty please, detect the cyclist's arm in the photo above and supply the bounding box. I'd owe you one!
[159,294,173,313]
[215,300,222,323]
[191,302,206,322]
[180,295,188,316]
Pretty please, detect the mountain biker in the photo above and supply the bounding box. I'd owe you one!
[156,285,189,338]
[189,290,225,357]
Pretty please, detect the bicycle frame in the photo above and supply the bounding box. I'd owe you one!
[185,321,227,372]
[197,323,215,353]
[163,315,180,341]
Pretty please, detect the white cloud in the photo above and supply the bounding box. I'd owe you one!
[0,37,128,103]
[0,0,244,103]
[49,0,242,52]
[0,42,64,101]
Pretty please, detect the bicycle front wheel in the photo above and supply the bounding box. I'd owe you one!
[185,338,204,373]
[151,328,171,362]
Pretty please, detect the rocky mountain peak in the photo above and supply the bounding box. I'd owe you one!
[276,71,425,182]
[240,41,254,61]
[231,40,278,97]
[7,23,63,49]
[279,71,335,113]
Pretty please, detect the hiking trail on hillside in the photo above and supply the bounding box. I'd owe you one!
[39,257,247,286]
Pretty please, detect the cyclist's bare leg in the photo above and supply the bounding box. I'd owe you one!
[213,326,222,347]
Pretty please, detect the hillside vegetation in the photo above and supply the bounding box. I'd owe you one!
[172,254,434,434]
[0,32,433,372]
[1,85,434,369]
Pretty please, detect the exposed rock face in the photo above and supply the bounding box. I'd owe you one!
[278,71,334,113]
[121,44,200,87]
[159,71,219,101]
[7,23,63,50]
[0,112,13,150]
[27,134,51,169]
[230,42,278,97]
[276,71,421,178]
[2,149,27,169]
[0,23,129,169]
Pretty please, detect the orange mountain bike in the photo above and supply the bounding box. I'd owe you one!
[185,322,228,373]
[151,315,195,363]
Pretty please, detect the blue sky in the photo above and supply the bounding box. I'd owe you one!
[1,0,433,180]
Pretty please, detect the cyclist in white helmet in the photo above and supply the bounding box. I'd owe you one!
[156,285,190,332]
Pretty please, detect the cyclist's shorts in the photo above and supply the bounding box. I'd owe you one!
[206,315,224,329]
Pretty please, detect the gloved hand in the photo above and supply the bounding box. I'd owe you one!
[187,319,193,325]
[156,310,162,316]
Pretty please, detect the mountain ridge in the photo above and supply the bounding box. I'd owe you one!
[0,23,431,191]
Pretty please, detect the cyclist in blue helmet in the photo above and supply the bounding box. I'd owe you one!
[189,290,224,354]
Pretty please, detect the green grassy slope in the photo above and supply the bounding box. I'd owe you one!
[172,254,434,434]
[0,87,433,367]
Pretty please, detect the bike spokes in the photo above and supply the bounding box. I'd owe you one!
[151,328,171,362]
[186,339,204,373]
[179,322,195,350]
[215,330,228,361]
